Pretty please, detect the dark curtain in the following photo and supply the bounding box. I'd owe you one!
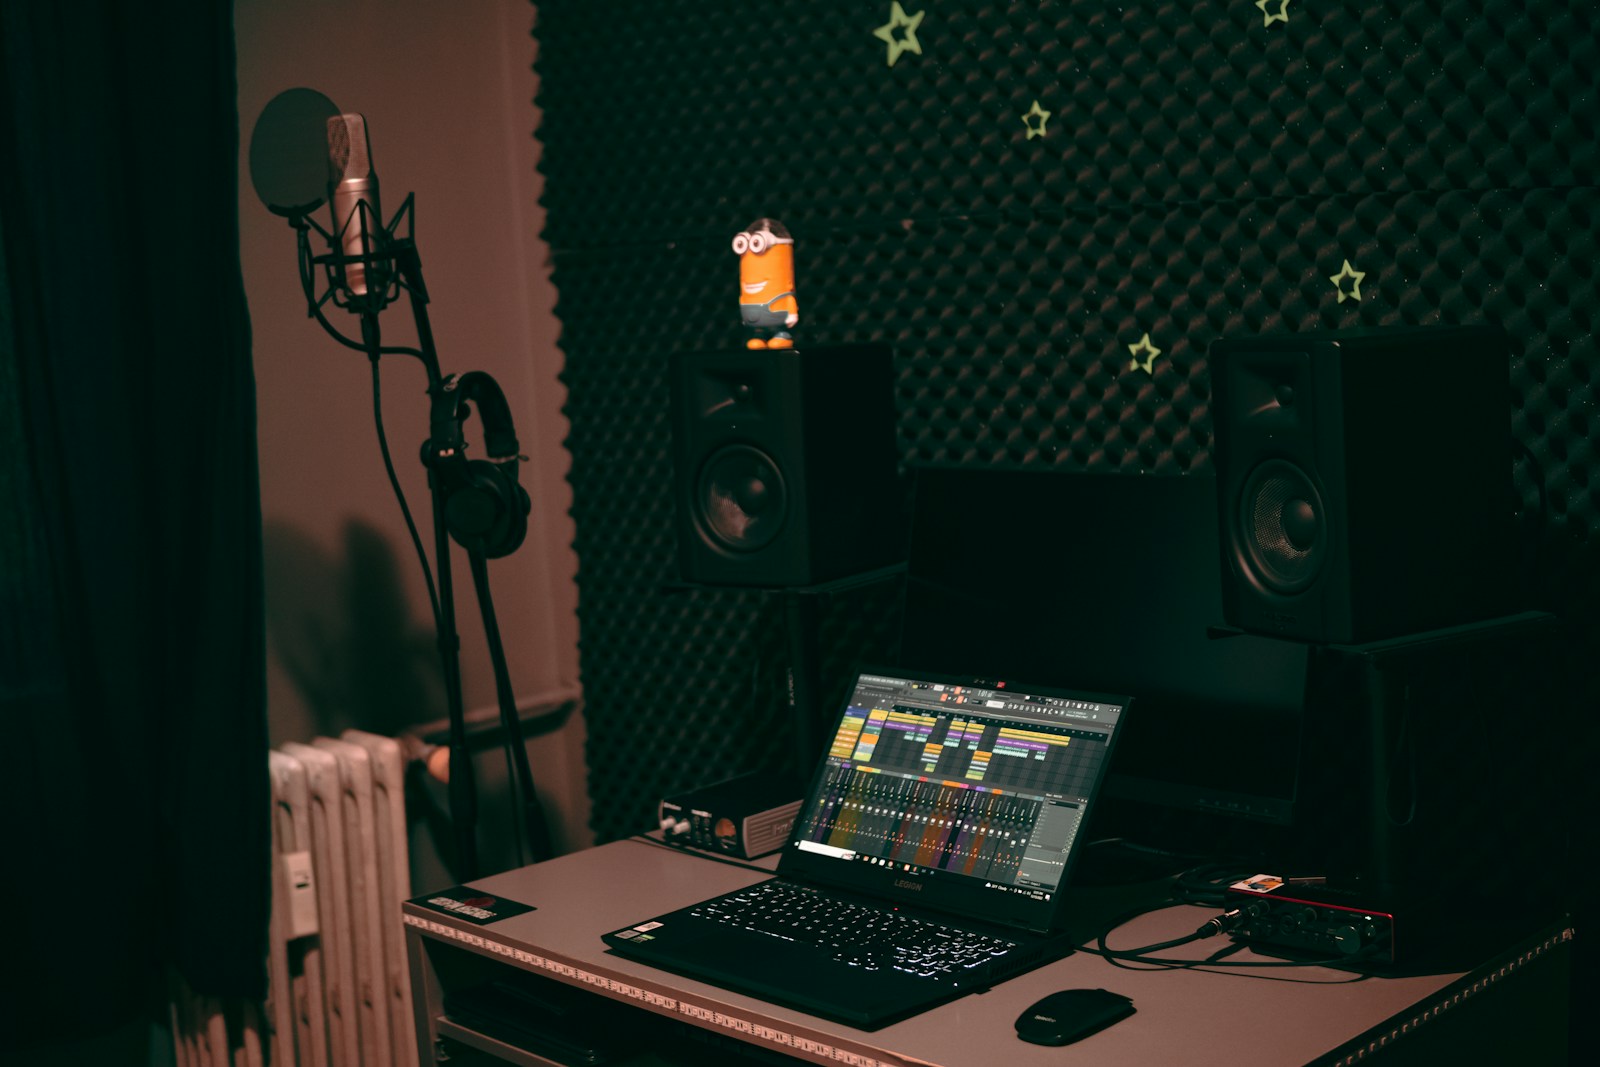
[0,0,268,1041]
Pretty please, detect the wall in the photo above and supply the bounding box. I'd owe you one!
[234,0,588,861]
[532,0,1598,842]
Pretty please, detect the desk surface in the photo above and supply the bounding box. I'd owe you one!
[404,839,1569,1067]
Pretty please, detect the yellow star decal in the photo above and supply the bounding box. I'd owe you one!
[1128,334,1161,373]
[1329,260,1366,303]
[1022,101,1051,139]
[873,3,925,68]
[1255,0,1292,27]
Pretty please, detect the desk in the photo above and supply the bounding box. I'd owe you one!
[405,840,1570,1066]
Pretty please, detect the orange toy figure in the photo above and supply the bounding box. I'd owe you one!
[733,218,798,349]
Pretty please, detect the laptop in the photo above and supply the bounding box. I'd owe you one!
[602,667,1132,1030]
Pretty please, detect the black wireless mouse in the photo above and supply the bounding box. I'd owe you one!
[1014,988,1136,1046]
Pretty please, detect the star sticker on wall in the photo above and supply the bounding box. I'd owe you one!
[1329,260,1366,303]
[873,3,925,68]
[1255,0,1292,27]
[1128,334,1162,373]
[1021,101,1051,139]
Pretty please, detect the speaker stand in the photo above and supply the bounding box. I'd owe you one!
[668,563,905,785]
[1291,610,1562,904]
[781,588,821,783]
[778,563,906,781]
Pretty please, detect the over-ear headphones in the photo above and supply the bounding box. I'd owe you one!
[428,371,531,558]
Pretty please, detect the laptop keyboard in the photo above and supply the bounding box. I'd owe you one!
[689,880,1018,981]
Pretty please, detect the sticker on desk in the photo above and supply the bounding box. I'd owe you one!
[409,886,536,924]
[1231,873,1284,894]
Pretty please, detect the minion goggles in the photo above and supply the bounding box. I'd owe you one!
[731,228,794,255]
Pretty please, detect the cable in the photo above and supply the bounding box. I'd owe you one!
[320,303,426,362]
[1087,940,1384,971]
[1087,865,1356,966]
[367,352,443,633]
[1092,902,1260,960]
[1170,863,1263,907]
[470,550,553,864]
[1082,897,1383,971]
[1107,836,1250,870]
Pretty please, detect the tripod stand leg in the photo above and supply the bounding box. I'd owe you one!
[783,589,825,782]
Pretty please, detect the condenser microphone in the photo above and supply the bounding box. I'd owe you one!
[326,112,384,300]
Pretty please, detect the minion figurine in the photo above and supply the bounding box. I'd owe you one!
[734,218,798,349]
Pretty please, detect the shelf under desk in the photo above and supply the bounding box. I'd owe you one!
[404,839,1570,1066]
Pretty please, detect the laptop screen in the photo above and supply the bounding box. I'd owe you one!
[777,668,1130,933]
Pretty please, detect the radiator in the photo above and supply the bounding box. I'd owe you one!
[170,730,418,1067]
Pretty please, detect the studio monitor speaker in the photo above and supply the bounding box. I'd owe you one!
[1209,325,1515,644]
[670,344,903,587]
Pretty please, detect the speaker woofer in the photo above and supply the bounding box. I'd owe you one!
[695,444,788,551]
[1239,459,1325,593]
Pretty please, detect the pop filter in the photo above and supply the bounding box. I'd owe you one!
[249,88,340,218]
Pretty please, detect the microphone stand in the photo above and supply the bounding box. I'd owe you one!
[468,551,554,863]
[292,202,554,877]
[390,235,552,868]
[353,257,481,882]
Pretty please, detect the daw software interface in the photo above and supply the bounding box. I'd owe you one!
[792,672,1125,903]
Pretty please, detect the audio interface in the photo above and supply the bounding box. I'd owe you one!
[658,772,802,859]
[1226,875,1397,965]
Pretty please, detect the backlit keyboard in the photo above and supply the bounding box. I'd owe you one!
[689,880,1018,980]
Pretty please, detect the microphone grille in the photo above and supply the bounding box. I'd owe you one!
[326,114,372,179]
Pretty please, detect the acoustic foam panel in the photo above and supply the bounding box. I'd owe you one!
[534,0,1597,842]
